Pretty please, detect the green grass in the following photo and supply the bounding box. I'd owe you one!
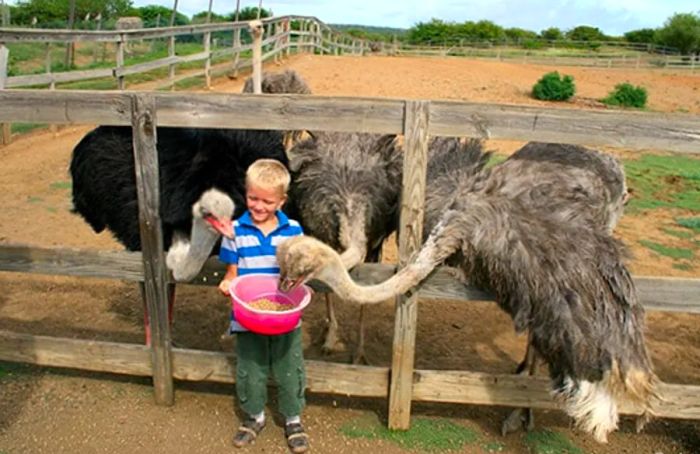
[27,196,43,204]
[623,154,700,213]
[11,122,49,134]
[524,430,585,454]
[639,239,694,260]
[481,441,506,452]
[662,227,694,240]
[673,262,694,271]
[0,361,31,381]
[50,181,72,190]
[677,217,700,232]
[341,415,479,452]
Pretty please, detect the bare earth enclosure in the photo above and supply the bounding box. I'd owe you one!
[1,54,700,454]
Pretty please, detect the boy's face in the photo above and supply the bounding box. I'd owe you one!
[246,184,286,224]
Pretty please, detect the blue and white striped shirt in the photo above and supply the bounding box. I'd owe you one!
[220,210,304,332]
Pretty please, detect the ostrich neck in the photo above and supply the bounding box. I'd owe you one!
[317,230,445,304]
[338,198,368,269]
[171,218,219,281]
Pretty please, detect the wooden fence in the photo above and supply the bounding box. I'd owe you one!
[0,89,699,430]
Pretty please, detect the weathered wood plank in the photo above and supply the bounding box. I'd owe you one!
[0,330,389,397]
[431,100,700,154]
[0,90,698,153]
[1,330,697,419]
[131,94,173,405]
[389,100,431,429]
[0,43,9,146]
[112,55,180,78]
[7,68,114,87]
[0,245,698,313]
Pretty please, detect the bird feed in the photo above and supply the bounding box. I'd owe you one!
[247,298,295,312]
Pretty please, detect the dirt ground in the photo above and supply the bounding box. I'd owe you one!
[1,54,699,454]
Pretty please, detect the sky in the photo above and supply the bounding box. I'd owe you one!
[124,0,699,36]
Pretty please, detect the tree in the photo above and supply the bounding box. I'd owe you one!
[624,28,656,44]
[137,5,189,27]
[504,27,538,42]
[192,11,226,23]
[540,27,563,41]
[11,0,134,26]
[225,6,272,21]
[566,25,607,41]
[655,13,700,55]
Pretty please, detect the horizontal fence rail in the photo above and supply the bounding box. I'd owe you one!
[1,246,698,313]
[0,90,698,153]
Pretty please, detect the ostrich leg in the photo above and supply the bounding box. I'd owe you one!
[352,304,369,364]
[501,337,538,436]
[140,282,176,346]
[321,293,346,353]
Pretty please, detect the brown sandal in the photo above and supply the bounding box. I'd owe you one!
[233,417,265,448]
[285,422,309,453]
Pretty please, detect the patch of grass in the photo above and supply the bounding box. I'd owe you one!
[677,217,700,232]
[673,262,693,271]
[485,153,508,169]
[524,430,585,454]
[27,196,43,204]
[662,227,694,240]
[639,239,694,260]
[11,122,49,135]
[50,181,72,190]
[46,206,58,213]
[623,154,700,213]
[481,441,506,452]
[341,415,479,452]
[0,361,31,381]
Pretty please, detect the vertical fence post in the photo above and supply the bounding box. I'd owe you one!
[168,35,175,89]
[130,94,174,406]
[204,31,211,89]
[0,43,9,146]
[284,19,290,58]
[116,36,125,90]
[45,42,58,135]
[388,100,430,430]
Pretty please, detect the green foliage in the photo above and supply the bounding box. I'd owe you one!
[622,154,700,212]
[505,27,538,41]
[532,71,575,101]
[137,5,189,27]
[662,227,694,240]
[566,25,608,41]
[524,430,584,454]
[191,11,227,24]
[540,27,563,40]
[341,416,479,452]
[11,0,135,26]
[655,13,700,55]
[225,6,272,21]
[677,217,700,232]
[601,82,647,108]
[639,240,694,260]
[625,28,656,43]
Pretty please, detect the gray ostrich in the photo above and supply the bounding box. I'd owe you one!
[277,142,655,443]
[286,131,403,363]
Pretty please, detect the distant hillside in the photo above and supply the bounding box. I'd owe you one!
[329,23,408,40]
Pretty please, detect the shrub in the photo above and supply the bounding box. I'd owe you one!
[602,82,648,108]
[532,71,576,101]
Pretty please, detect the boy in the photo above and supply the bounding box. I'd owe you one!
[218,159,308,453]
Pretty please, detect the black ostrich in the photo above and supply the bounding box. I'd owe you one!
[70,70,310,343]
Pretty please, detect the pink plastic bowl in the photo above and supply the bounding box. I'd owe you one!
[229,274,312,335]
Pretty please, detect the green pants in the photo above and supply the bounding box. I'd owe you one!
[235,327,306,418]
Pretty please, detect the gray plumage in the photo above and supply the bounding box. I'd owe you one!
[277,140,655,443]
[243,69,312,95]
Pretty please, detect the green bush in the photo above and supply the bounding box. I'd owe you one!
[602,83,648,108]
[532,71,576,101]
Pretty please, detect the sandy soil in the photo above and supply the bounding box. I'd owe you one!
[1,54,699,454]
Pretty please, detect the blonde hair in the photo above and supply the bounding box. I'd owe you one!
[245,159,290,196]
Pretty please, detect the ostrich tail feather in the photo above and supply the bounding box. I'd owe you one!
[554,363,659,443]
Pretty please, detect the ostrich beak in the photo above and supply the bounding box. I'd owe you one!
[278,275,305,293]
[204,214,234,239]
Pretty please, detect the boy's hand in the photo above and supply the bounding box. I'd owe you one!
[218,278,232,296]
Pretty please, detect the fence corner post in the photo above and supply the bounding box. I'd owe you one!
[0,43,10,145]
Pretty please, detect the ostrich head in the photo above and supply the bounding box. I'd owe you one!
[278,236,341,292]
[193,188,235,239]
[167,189,235,282]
